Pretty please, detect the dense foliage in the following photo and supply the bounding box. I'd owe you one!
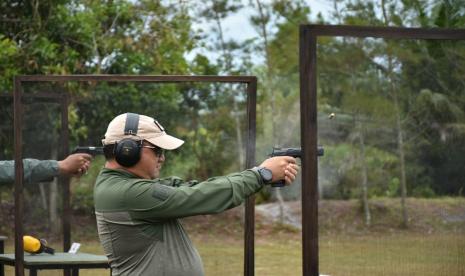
[0,1,464,224]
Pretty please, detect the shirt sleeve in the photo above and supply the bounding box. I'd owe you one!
[0,159,59,184]
[127,169,264,220]
[157,176,199,187]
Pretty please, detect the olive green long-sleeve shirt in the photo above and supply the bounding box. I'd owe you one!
[94,168,264,276]
[0,159,59,184]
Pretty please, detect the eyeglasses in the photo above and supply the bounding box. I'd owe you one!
[142,145,164,157]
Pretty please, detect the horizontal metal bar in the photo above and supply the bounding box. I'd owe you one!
[303,24,465,40]
[16,75,257,83]
[0,261,109,270]
[24,264,109,269]
[1,96,62,106]
[1,92,63,99]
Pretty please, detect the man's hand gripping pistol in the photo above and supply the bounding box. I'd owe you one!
[269,146,324,187]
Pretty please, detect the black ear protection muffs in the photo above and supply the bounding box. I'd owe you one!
[114,113,142,167]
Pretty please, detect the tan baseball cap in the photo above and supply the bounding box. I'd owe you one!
[102,113,184,150]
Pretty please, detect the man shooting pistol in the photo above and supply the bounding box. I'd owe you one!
[269,146,324,187]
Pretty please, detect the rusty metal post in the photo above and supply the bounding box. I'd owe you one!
[13,76,25,276]
[60,93,71,252]
[300,26,319,276]
[61,92,72,276]
[244,78,257,276]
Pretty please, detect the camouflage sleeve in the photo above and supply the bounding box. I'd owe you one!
[127,169,264,220]
[0,159,59,184]
[157,176,199,187]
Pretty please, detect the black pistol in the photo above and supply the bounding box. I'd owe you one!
[269,146,324,188]
[72,146,104,156]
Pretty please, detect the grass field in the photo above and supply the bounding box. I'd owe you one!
[195,233,465,276]
[2,197,463,275]
[3,233,464,275]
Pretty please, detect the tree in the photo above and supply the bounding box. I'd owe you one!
[197,0,248,170]
[0,0,202,233]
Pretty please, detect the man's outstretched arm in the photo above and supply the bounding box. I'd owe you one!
[0,153,91,184]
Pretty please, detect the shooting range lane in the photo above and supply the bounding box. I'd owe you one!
[305,25,465,276]
[12,75,257,276]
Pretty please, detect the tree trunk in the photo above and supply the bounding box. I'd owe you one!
[276,188,285,224]
[358,120,371,226]
[386,56,408,228]
[233,99,245,169]
[382,0,408,228]
[39,183,48,210]
[211,4,244,169]
[49,178,60,234]
[49,148,60,234]
[394,93,409,228]
[253,0,287,220]
[254,0,277,142]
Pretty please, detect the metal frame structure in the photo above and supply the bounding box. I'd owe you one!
[299,24,465,276]
[13,75,257,276]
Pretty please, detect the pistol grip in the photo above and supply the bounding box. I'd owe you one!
[271,180,285,188]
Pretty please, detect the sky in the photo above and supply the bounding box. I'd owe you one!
[187,0,333,63]
[216,0,332,41]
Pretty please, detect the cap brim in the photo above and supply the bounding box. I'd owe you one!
[147,134,184,150]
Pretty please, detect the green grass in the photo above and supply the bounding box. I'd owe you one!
[2,233,464,276]
[196,233,465,276]
[319,233,465,276]
[1,197,464,275]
